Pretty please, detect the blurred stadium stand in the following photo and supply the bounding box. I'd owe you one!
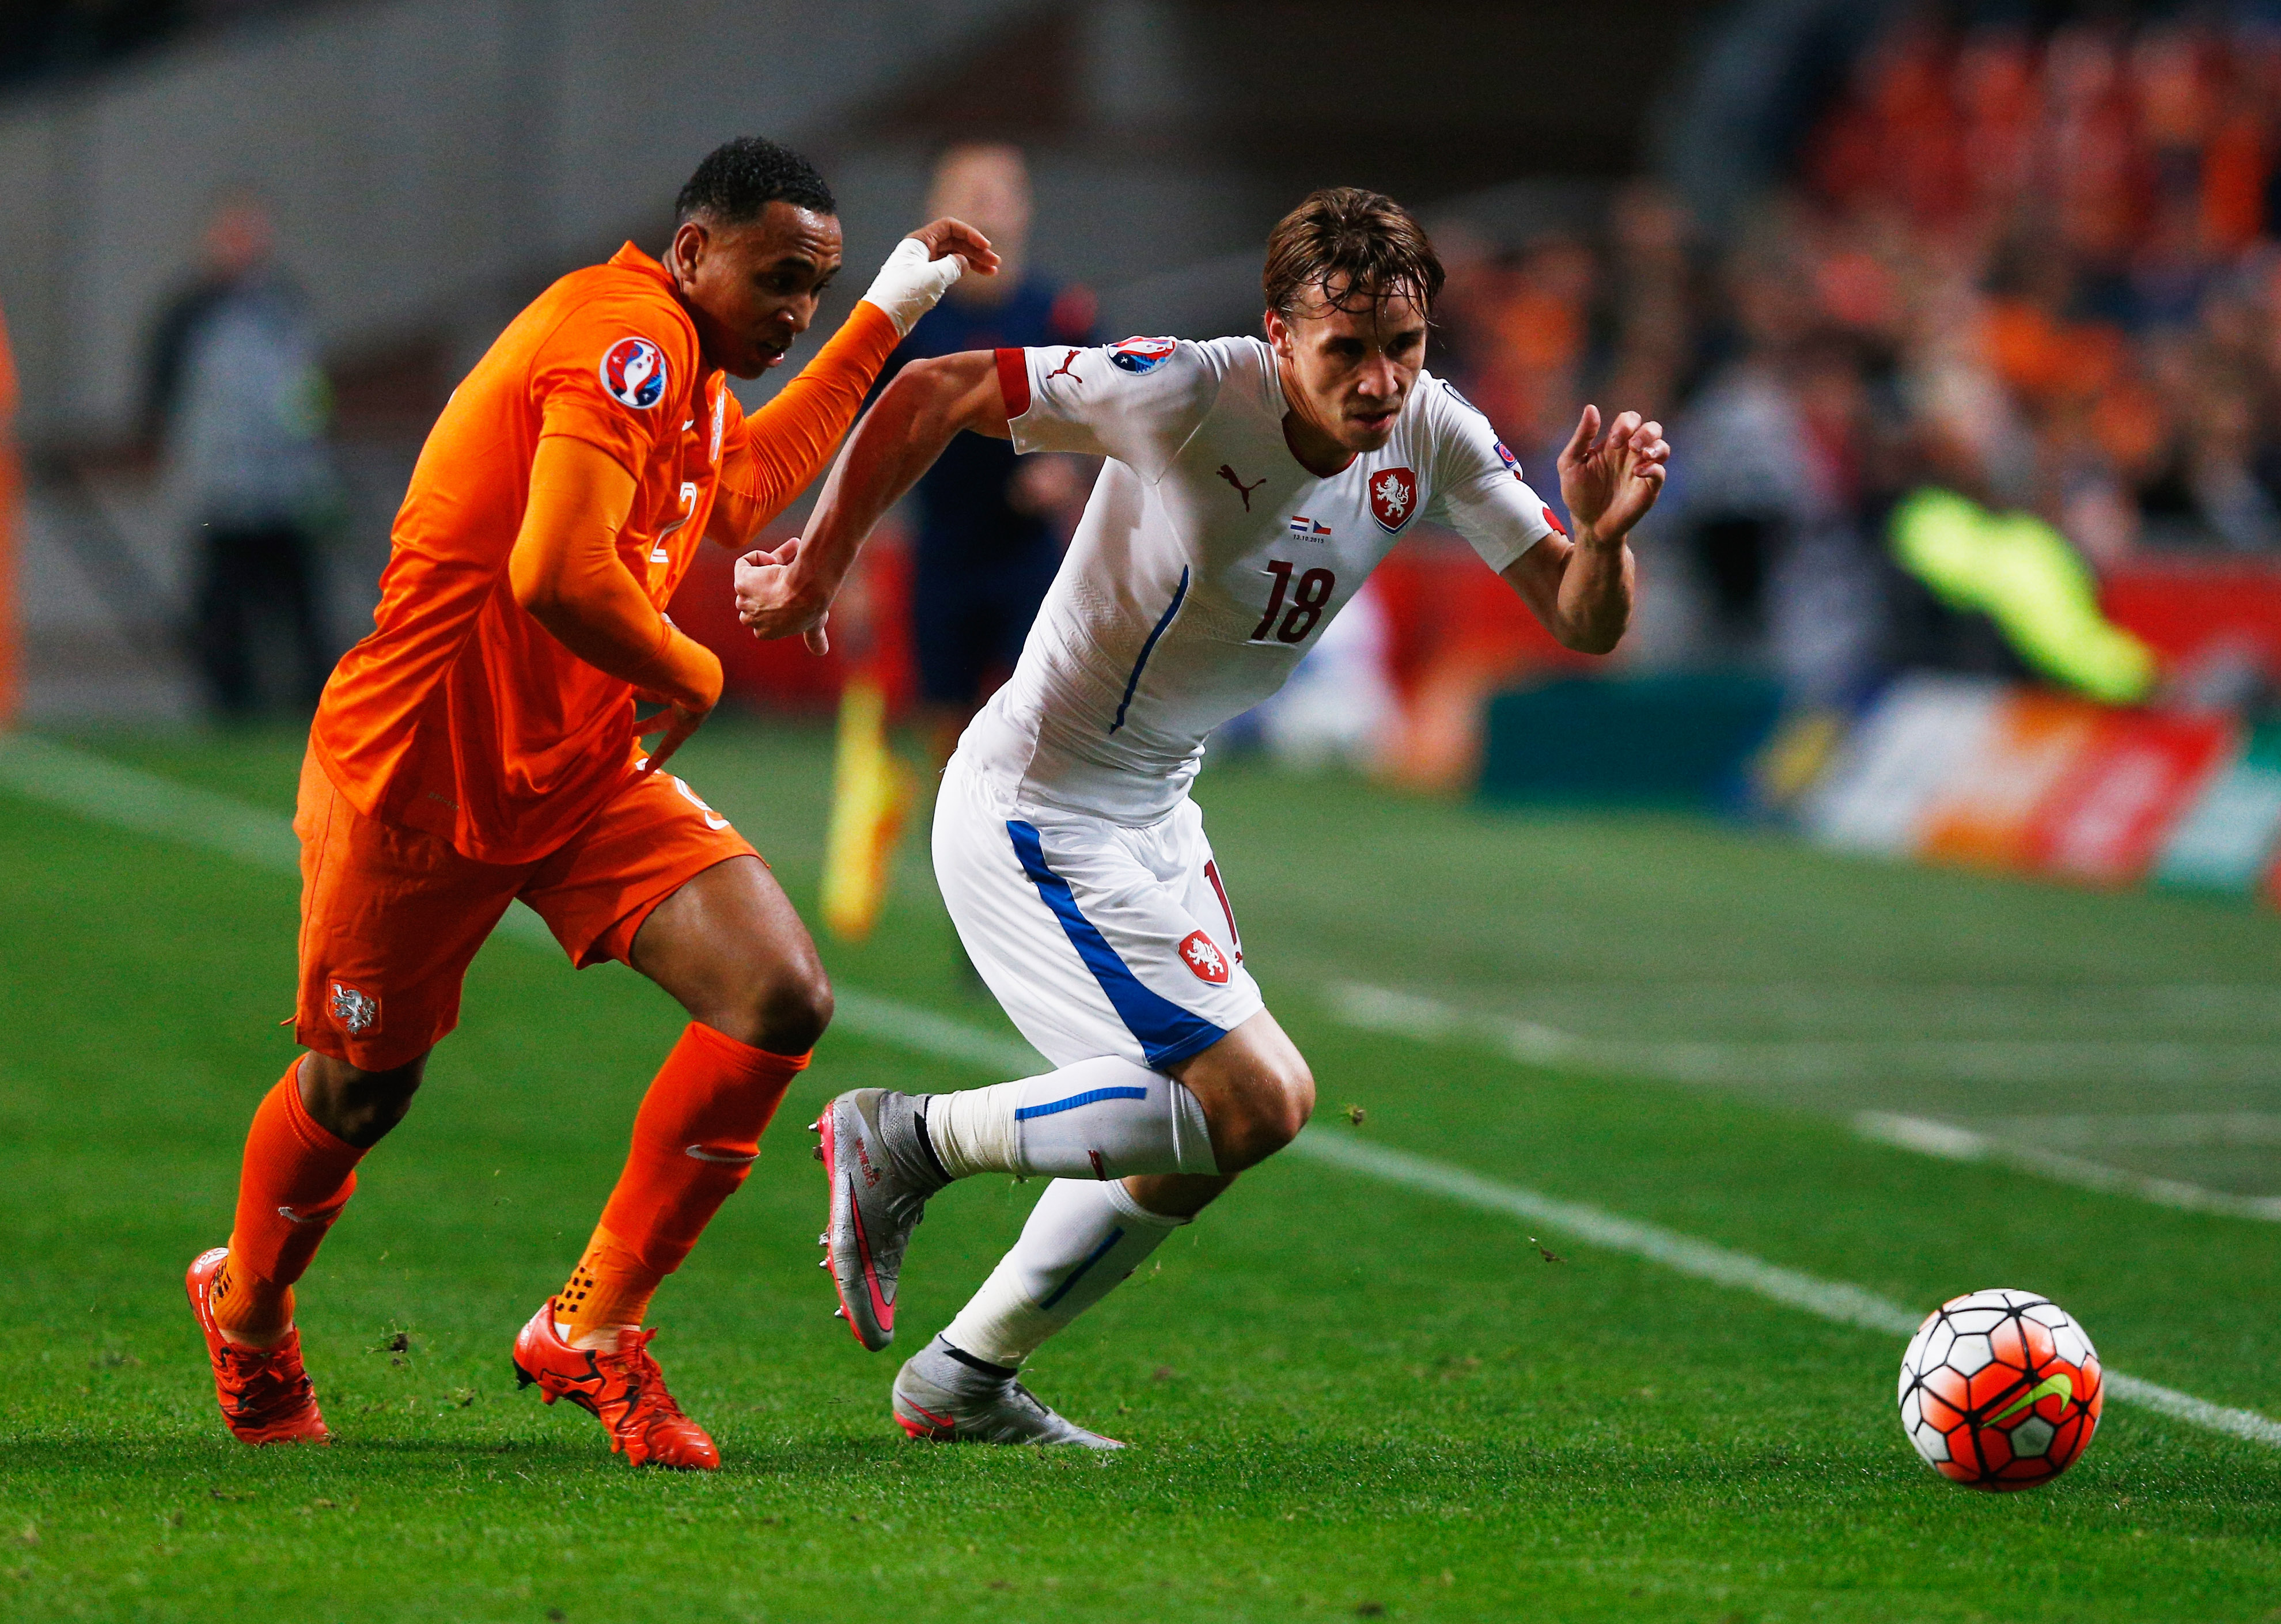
[0,0,1719,722]
[22,0,2281,917]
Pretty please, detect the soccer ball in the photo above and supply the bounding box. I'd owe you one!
[1897,1288,2104,1490]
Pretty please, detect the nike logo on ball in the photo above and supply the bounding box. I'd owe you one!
[1989,1372,2074,1424]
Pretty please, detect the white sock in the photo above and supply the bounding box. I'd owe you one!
[926,1055,1217,1180]
[939,1178,1185,1367]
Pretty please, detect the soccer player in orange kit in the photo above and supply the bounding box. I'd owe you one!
[183,137,996,1469]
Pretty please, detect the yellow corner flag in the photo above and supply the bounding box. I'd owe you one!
[820,674,912,943]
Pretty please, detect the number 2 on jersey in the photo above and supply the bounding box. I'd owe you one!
[1250,561,1336,644]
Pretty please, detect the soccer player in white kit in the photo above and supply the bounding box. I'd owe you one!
[736,188,1669,1444]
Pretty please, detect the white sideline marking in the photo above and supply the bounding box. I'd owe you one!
[1331,982,2281,1087]
[1288,1134,2281,1448]
[1335,981,2281,1219]
[5,735,2278,1450]
[1854,1114,2281,1224]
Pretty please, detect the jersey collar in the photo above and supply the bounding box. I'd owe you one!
[609,240,675,289]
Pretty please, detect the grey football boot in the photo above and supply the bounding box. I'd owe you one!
[892,1335,1124,1448]
[814,1089,948,1350]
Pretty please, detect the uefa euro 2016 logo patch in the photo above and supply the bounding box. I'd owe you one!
[600,336,669,409]
[1109,336,1176,374]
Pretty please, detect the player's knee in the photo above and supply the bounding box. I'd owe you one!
[301,1052,426,1149]
[718,959,834,1056]
[1218,1056,1314,1169]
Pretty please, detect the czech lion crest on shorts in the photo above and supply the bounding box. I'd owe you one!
[1178,930,1232,985]
[599,336,668,410]
[1369,466,1417,533]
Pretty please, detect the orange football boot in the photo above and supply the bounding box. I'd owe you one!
[511,1303,720,1470]
[184,1247,331,1445]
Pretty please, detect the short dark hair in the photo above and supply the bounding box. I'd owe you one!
[1262,187,1443,320]
[676,136,836,226]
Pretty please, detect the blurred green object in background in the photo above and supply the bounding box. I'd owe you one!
[1479,673,1784,809]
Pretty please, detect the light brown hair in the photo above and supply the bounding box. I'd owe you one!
[1261,187,1444,320]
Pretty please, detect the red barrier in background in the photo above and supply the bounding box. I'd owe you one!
[2102,558,2281,685]
[668,522,917,714]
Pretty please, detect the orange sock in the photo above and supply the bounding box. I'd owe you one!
[554,1023,808,1341]
[211,1061,365,1344]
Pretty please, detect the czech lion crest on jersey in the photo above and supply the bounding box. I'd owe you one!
[600,336,668,410]
[1178,929,1232,985]
[1368,466,1418,533]
[1109,336,1177,375]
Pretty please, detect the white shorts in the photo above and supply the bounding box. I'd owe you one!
[933,753,1263,1072]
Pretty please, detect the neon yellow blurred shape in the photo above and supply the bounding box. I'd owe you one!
[1889,487,2157,705]
[820,676,911,943]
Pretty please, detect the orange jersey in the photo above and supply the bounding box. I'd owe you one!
[313,242,895,864]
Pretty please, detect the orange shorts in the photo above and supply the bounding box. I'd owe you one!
[293,749,759,1071]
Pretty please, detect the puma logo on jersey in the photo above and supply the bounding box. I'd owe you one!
[1217,465,1266,511]
[1047,348,1082,381]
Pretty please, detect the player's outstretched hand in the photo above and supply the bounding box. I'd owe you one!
[1556,405,1670,542]
[860,221,1000,341]
[908,217,1001,280]
[734,534,832,656]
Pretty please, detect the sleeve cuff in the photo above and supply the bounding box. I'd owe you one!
[996,347,1032,420]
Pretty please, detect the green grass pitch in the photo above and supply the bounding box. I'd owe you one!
[2,721,2278,1622]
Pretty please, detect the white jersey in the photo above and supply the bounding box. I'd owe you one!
[960,334,1562,824]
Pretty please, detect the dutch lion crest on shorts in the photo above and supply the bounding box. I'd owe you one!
[329,981,380,1036]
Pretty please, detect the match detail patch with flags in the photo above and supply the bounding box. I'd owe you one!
[1287,515,1333,541]
[600,336,669,410]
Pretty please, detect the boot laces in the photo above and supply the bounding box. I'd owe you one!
[596,1330,693,1432]
[218,1340,313,1422]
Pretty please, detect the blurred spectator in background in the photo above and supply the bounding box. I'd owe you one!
[879,143,1096,762]
[145,188,338,718]
[1426,9,2281,711]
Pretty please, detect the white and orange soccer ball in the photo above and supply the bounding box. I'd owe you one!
[1897,1288,2104,1490]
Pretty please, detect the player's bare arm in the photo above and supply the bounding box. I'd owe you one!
[733,346,1011,652]
[1501,404,1666,656]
